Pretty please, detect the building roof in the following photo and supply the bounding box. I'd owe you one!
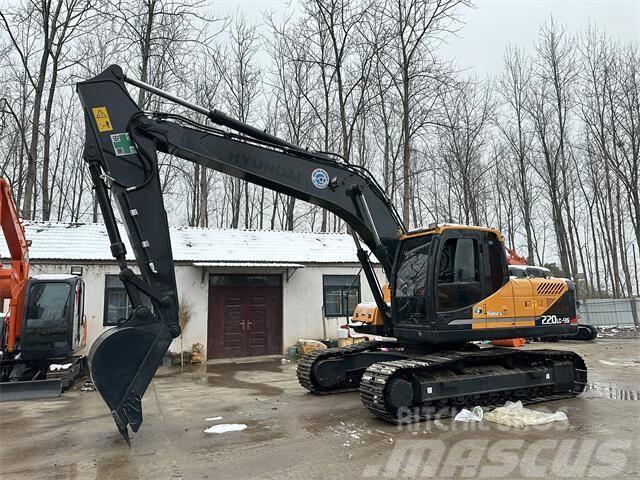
[17,222,371,265]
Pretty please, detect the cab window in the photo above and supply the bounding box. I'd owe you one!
[487,237,507,294]
[437,238,483,311]
[394,235,432,323]
[26,282,71,331]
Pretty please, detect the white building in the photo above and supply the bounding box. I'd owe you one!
[14,222,385,359]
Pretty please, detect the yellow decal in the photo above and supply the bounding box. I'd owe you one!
[92,106,113,132]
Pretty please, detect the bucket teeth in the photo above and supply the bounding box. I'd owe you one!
[112,409,131,447]
[88,312,172,443]
[111,391,143,442]
[122,392,143,432]
[119,424,131,448]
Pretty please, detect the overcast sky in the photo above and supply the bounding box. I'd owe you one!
[216,0,639,76]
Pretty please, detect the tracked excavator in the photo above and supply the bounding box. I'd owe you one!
[77,65,586,443]
[0,178,86,400]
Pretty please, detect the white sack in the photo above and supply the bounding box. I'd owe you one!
[484,400,568,428]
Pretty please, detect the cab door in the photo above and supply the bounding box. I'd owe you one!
[478,234,514,329]
[393,235,434,327]
[434,232,485,326]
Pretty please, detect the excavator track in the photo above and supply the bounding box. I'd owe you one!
[297,341,395,395]
[360,348,587,424]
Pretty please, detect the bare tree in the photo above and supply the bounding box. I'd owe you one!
[527,17,579,279]
[578,26,638,323]
[267,15,318,230]
[40,1,94,220]
[497,45,536,262]
[110,0,213,108]
[372,0,471,226]
[437,78,494,225]
[1,1,65,218]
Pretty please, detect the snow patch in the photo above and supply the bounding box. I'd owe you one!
[21,221,372,264]
[49,363,73,371]
[205,416,223,421]
[204,423,247,434]
[600,359,640,367]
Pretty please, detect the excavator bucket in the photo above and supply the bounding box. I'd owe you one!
[89,308,172,445]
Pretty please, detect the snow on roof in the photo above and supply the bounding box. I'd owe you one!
[31,273,77,280]
[193,262,305,268]
[18,222,370,264]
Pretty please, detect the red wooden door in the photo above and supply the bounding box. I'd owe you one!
[208,276,282,359]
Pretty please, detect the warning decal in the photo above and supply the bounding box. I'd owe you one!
[92,106,113,132]
[110,133,136,156]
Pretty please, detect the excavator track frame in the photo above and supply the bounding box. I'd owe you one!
[359,348,587,424]
[297,341,401,394]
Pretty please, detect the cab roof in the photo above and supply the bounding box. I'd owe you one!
[402,224,504,241]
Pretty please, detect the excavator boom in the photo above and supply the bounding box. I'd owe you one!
[77,65,406,442]
[0,178,30,353]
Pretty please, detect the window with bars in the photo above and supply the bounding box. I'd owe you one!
[103,274,151,326]
[323,275,361,317]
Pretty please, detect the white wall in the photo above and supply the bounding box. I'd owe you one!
[28,262,209,355]
[29,262,388,356]
[279,264,386,348]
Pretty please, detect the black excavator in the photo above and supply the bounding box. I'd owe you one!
[77,65,586,443]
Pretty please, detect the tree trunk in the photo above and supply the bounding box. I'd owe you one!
[401,73,411,227]
[137,0,156,108]
[41,60,59,221]
[22,44,50,219]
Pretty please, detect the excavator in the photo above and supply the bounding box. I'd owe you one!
[0,179,87,400]
[77,65,587,443]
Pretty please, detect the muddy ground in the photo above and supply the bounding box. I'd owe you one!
[1,338,639,479]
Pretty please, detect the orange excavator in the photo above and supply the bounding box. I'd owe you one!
[0,178,87,401]
[0,178,29,354]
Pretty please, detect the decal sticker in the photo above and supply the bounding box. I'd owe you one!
[92,106,113,132]
[540,315,570,325]
[311,168,330,189]
[110,133,136,156]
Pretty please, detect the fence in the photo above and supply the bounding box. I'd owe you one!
[579,298,639,327]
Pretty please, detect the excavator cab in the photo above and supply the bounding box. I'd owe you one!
[354,225,578,344]
[392,226,509,342]
[20,275,85,360]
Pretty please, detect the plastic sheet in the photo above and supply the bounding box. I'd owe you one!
[484,400,568,428]
[453,406,484,422]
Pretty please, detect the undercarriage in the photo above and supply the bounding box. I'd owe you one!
[0,355,86,402]
[297,343,587,423]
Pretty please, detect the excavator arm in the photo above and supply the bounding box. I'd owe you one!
[77,65,405,442]
[0,178,30,353]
